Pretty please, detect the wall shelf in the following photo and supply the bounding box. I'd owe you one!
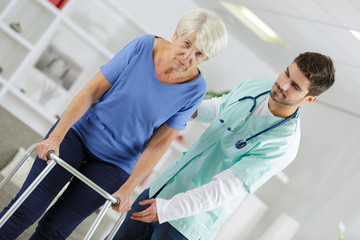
[0,89,55,135]
[0,0,147,136]
[0,0,12,13]
[0,22,33,50]
[2,0,56,45]
[0,27,30,80]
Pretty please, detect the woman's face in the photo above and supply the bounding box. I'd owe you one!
[170,32,208,72]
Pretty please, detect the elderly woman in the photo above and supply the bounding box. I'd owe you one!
[0,8,227,240]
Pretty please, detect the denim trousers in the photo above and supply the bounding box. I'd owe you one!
[112,189,187,240]
[0,123,129,240]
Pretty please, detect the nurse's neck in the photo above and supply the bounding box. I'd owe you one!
[268,97,299,118]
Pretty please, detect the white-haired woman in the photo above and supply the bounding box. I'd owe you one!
[0,8,227,239]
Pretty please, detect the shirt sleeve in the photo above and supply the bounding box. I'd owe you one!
[193,97,222,123]
[100,35,144,85]
[165,80,207,131]
[156,169,247,223]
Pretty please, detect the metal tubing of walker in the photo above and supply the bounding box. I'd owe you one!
[48,152,119,206]
[0,143,37,191]
[107,213,125,240]
[48,153,121,239]
[0,147,120,236]
[0,160,57,228]
[84,200,112,240]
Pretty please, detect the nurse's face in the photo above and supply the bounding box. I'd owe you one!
[270,62,314,106]
[170,32,207,72]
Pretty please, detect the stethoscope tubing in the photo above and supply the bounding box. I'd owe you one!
[219,90,299,149]
[243,107,299,142]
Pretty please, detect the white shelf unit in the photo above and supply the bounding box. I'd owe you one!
[0,0,145,136]
[0,27,30,80]
[0,0,12,13]
[1,0,55,45]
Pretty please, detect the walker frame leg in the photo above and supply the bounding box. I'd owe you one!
[106,212,125,240]
[0,160,57,228]
[84,200,112,240]
[0,143,37,191]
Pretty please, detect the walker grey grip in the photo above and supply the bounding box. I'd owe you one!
[46,150,55,160]
[112,197,120,207]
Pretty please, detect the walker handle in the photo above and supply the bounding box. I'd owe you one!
[112,197,120,207]
[46,150,55,160]
[46,150,121,206]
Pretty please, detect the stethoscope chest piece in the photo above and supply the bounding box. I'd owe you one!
[235,140,247,149]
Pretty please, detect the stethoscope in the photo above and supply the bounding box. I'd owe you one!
[219,90,299,149]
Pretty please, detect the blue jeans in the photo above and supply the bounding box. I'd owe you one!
[0,123,129,240]
[112,189,187,240]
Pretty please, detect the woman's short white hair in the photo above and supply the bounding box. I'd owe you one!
[176,8,228,59]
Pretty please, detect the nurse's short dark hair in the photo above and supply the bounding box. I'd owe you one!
[294,52,335,96]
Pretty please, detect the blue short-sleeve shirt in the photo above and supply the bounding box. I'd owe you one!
[72,34,207,173]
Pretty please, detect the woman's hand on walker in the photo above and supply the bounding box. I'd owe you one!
[130,199,158,223]
[36,137,60,164]
[111,188,131,213]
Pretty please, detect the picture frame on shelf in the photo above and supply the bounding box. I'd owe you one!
[35,44,82,91]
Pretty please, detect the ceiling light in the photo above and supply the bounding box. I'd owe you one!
[220,1,289,47]
[349,29,360,41]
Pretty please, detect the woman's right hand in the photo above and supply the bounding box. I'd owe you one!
[111,187,131,213]
[36,137,61,163]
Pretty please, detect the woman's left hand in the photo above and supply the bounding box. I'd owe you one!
[111,188,131,213]
[130,199,159,223]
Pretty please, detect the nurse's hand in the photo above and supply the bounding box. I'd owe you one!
[36,137,60,164]
[111,188,131,213]
[130,199,158,223]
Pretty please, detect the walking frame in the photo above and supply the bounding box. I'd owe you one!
[0,143,125,240]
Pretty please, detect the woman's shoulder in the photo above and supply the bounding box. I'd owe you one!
[130,34,156,46]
